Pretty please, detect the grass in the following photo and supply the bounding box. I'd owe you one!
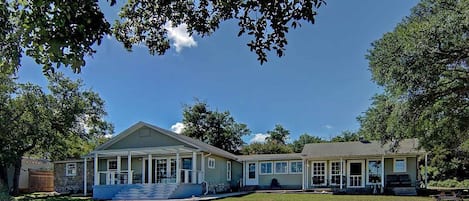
[13,196,91,201]
[218,193,434,201]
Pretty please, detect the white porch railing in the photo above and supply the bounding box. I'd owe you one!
[349,175,362,187]
[179,169,203,184]
[98,170,133,185]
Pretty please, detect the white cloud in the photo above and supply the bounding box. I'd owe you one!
[249,133,270,144]
[104,134,113,138]
[324,124,333,129]
[171,122,185,134]
[164,22,197,53]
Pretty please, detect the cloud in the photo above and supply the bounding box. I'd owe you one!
[104,134,113,138]
[164,22,197,53]
[171,122,185,134]
[249,133,270,143]
[324,124,333,129]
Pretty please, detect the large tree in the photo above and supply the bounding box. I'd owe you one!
[182,100,250,154]
[361,0,469,180]
[1,0,326,74]
[266,124,290,145]
[290,133,324,153]
[0,73,113,195]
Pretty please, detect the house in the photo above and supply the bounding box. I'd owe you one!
[55,121,242,200]
[54,121,427,199]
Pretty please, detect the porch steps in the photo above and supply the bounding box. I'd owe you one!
[392,187,417,196]
[112,184,179,200]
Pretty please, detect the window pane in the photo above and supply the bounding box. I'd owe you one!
[275,162,287,173]
[368,160,382,183]
[249,163,256,178]
[350,163,361,175]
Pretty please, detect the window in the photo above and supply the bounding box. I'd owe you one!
[312,161,326,185]
[368,160,382,184]
[208,158,215,169]
[248,163,256,179]
[108,160,117,170]
[394,158,406,172]
[227,161,232,181]
[260,162,273,174]
[275,161,288,174]
[66,163,77,176]
[329,161,343,185]
[290,161,303,174]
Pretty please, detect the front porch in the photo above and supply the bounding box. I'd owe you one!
[85,146,207,199]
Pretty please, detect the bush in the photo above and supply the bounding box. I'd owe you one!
[428,179,469,188]
[0,186,12,201]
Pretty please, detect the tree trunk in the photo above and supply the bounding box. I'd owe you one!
[10,157,21,196]
[0,164,8,192]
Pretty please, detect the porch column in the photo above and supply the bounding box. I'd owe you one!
[127,151,132,184]
[424,153,428,188]
[176,151,180,184]
[192,152,197,184]
[340,158,343,189]
[305,160,309,189]
[84,157,87,196]
[94,153,99,185]
[381,155,385,193]
[201,153,205,183]
[148,154,152,184]
[117,156,121,172]
[302,159,306,190]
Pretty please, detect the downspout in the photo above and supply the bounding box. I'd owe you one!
[201,153,212,195]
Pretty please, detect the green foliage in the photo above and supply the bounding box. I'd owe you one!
[241,142,293,155]
[266,124,290,145]
[290,133,324,153]
[428,179,469,188]
[361,0,469,179]
[331,130,363,142]
[182,100,250,154]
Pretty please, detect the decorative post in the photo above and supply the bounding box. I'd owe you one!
[128,151,132,184]
[148,154,152,184]
[84,157,87,196]
[192,152,197,184]
[176,151,180,184]
[381,155,385,193]
[201,153,205,183]
[94,153,99,185]
[340,158,343,190]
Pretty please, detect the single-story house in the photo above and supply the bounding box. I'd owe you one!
[54,121,427,199]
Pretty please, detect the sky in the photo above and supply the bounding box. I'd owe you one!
[17,0,419,144]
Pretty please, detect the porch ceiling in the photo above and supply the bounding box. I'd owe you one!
[88,145,198,157]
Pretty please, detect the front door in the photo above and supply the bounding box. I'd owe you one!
[348,160,365,187]
[245,162,258,185]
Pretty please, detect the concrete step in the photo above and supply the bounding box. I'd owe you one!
[112,184,179,200]
[393,187,417,196]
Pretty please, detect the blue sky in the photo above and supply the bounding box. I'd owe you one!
[17,0,419,143]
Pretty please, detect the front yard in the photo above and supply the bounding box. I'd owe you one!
[218,193,434,201]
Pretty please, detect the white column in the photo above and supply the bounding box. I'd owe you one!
[192,152,197,184]
[176,151,180,184]
[84,157,87,196]
[340,158,343,189]
[381,155,385,193]
[148,154,152,184]
[128,151,132,184]
[424,153,428,188]
[94,153,99,185]
[142,157,146,184]
[201,153,205,183]
[305,160,309,189]
[302,159,305,190]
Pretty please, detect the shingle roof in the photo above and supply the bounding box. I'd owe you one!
[237,153,302,161]
[301,139,424,159]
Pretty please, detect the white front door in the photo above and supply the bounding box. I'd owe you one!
[245,162,258,185]
[347,160,365,188]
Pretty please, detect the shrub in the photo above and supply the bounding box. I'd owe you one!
[428,179,469,188]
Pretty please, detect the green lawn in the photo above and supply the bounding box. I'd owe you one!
[219,193,434,201]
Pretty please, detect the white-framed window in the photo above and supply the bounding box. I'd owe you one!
[66,163,77,176]
[274,161,288,174]
[226,161,232,181]
[108,160,118,170]
[329,161,344,185]
[260,162,273,175]
[312,161,326,186]
[290,161,303,174]
[367,159,382,184]
[208,158,216,169]
[393,158,406,172]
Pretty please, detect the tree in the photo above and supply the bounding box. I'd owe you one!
[266,124,290,145]
[182,100,250,154]
[362,0,469,180]
[1,0,325,74]
[0,73,113,195]
[241,142,293,155]
[331,130,362,142]
[290,133,324,153]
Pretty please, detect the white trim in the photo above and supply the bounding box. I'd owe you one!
[366,158,383,185]
[393,158,407,173]
[311,161,327,186]
[66,162,77,176]
[259,162,273,175]
[289,161,303,174]
[208,157,216,169]
[107,159,117,171]
[227,161,232,181]
[83,158,87,196]
[347,160,365,188]
[245,162,258,185]
[274,161,288,174]
[329,160,344,186]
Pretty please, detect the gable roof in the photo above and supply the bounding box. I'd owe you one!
[237,153,302,161]
[93,121,238,160]
[301,138,424,159]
